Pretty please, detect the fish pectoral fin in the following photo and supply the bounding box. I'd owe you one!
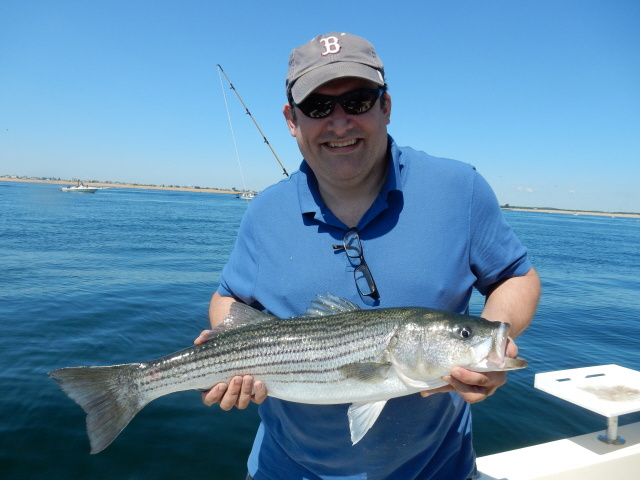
[348,400,387,445]
[339,362,392,384]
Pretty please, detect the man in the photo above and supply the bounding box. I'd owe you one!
[196,32,540,480]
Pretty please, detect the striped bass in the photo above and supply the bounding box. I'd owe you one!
[49,294,527,454]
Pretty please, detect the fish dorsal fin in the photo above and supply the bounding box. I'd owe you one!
[301,293,360,318]
[204,303,275,339]
[348,400,388,445]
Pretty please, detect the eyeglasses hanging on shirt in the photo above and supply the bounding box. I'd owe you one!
[333,228,380,299]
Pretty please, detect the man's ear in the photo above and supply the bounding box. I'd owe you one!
[283,103,297,136]
[382,93,392,126]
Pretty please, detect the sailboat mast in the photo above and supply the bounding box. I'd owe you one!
[217,64,289,178]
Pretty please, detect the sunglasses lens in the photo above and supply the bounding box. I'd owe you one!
[296,89,382,119]
[296,96,333,119]
[342,90,380,115]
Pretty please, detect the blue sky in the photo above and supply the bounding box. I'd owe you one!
[2,1,638,212]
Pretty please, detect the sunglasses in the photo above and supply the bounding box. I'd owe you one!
[294,88,384,119]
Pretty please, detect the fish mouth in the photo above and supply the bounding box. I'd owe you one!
[468,322,527,372]
[487,322,510,367]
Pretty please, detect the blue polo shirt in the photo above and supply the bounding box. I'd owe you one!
[218,136,531,480]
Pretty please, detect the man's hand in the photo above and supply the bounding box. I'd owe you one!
[201,375,267,410]
[420,338,518,403]
[194,330,268,409]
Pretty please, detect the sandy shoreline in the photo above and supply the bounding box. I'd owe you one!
[502,207,640,219]
[0,177,238,195]
[3,177,638,218]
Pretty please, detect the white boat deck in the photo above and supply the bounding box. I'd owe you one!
[477,421,640,480]
[477,365,640,480]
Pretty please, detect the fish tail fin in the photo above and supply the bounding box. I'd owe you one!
[49,364,148,454]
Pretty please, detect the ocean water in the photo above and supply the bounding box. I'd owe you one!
[1,181,639,479]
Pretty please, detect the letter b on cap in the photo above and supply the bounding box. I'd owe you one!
[320,36,341,56]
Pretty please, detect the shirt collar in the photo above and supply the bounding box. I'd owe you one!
[297,135,404,228]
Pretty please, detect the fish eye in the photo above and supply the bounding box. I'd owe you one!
[457,327,472,339]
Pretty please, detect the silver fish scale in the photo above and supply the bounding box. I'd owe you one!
[133,308,415,402]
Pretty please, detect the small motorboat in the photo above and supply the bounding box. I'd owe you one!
[61,183,99,193]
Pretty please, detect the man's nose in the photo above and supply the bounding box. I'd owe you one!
[326,103,353,134]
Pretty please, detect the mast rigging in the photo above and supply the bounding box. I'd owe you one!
[217,64,289,178]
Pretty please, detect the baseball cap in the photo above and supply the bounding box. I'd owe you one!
[286,32,385,104]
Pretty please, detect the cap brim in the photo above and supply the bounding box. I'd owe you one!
[290,63,384,103]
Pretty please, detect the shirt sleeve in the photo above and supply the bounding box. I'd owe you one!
[217,210,260,305]
[469,171,531,296]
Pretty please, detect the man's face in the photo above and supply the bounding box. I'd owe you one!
[283,77,391,189]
